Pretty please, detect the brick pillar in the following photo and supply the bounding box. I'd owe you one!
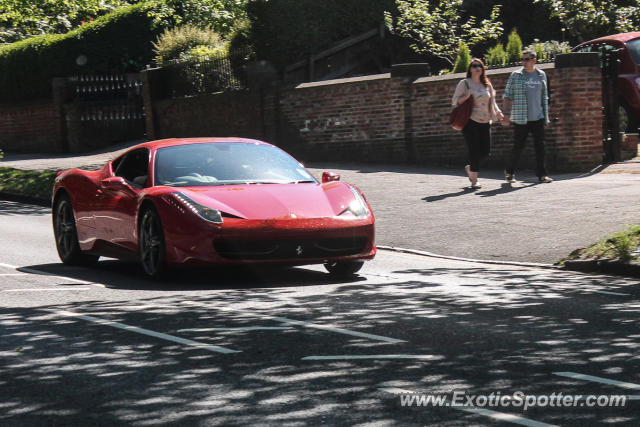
[140,68,164,141]
[551,53,603,171]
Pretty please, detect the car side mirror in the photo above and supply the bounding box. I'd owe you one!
[322,171,341,183]
[100,176,128,190]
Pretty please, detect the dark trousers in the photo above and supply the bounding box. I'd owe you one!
[462,119,490,172]
[506,119,547,178]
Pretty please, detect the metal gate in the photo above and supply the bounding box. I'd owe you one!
[63,74,145,152]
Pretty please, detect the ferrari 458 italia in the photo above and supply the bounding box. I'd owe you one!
[52,138,376,278]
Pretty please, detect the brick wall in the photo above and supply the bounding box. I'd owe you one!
[273,63,603,171]
[0,60,607,169]
[276,75,409,161]
[151,91,263,140]
[0,101,63,153]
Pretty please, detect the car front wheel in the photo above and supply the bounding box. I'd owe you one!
[324,260,364,276]
[139,207,167,278]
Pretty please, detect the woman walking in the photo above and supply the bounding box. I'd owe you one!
[451,58,504,189]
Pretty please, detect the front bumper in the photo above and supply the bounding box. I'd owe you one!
[163,216,376,266]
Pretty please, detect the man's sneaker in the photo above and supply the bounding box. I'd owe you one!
[538,176,553,183]
[504,170,515,183]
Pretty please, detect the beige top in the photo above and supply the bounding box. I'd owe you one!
[451,78,502,124]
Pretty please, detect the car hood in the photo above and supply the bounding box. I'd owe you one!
[180,182,357,219]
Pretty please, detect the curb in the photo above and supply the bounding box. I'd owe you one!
[562,258,640,278]
[0,192,49,207]
[377,245,561,270]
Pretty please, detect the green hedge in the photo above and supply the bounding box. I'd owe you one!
[246,0,396,70]
[0,2,163,102]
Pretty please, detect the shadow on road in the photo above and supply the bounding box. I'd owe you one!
[19,260,366,291]
[0,200,50,216]
[2,261,640,425]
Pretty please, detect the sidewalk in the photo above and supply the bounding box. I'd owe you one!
[2,142,640,265]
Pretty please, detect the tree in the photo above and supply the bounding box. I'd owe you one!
[534,0,640,42]
[485,42,507,67]
[505,28,522,63]
[0,0,249,43]
[453,41,471,73]
[384,0,503,67]
[150,0,249,37]
[0,0,130,43]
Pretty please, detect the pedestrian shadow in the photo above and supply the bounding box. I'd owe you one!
[422,187,475,202]
[474,182,537,197]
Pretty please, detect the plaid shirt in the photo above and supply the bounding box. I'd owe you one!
[503,67,549,125]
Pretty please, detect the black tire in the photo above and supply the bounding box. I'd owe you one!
[324,260,365,276]
[53,194,99,266]
[618,101,638,133]
[139,207,167,278]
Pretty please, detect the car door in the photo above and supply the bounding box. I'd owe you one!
[94,148,150,253]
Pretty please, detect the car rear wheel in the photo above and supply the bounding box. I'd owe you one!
[53,194,99,265]
[324,260,364,276]
[139,207,167,278]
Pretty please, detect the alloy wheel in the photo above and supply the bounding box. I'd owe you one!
[140,209,165,277]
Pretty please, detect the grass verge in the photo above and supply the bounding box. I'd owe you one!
[560,224,640,264]
[0,167,57,200]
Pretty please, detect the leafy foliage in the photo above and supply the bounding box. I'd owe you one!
[534,0,640,42]
[564,224,640,262]
[485,43,507,67]
[0,0,131,43]
[525,40,571,62]
[147,0,249,37]
[0,0,249,43]
[0,3,162,101]
[453,42,471,73]
[506,29,523,63]
[384,0,503,67]
[152,25,227,65]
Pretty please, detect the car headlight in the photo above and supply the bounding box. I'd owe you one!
[172,192,223,224]
[339,186,369,218]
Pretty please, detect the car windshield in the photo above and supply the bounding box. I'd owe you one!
[626,38,640,65]
[154,142,317,187]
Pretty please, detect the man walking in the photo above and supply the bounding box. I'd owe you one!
[502,50,553,183]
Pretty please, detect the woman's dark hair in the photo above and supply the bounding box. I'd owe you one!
[466,58,490,87]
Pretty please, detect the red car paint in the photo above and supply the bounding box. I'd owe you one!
[573,32,640,124]
[52,138,376,269]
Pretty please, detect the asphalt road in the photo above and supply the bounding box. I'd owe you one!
[1,200,640,426]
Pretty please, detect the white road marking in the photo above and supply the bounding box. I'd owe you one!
[303,354,440,361]
[181,301,406,344]
[380,388,556,427]
[178,327,293,333]
[3,288,91,292]
[270,316,405,343]
[0,262,105,288]
[55,310,241,354]
[554,372,640,390]
[590,290,630,296]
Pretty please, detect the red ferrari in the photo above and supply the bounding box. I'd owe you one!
[52,138,376,278]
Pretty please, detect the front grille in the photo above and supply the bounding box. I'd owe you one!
[214,237,369,260]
